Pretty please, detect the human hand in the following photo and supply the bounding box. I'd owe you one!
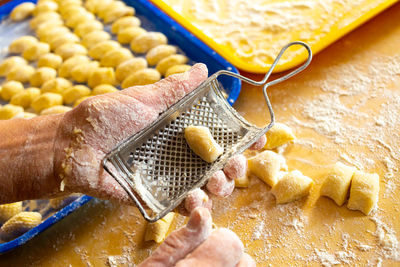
[139,207,255,267]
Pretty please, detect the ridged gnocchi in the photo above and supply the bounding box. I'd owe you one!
[184,125,223,163]
[1,81,24,101]
[74,96,91,107]
[92,84,118,95]
[100,48,133,68]
[0,212,42,241]
[81,30,111,48]
[10,2,35,21]
[0,104,24,120]
[31,92,63,112]
[70,61,99,83]
[29,11,61,30]
[88,40,120,60]
[347,171,379,215]
[6,65,35,83]
[30,67,57,87]
[146,44,177,66]
[58,55,90,78]
[103,5,135,24]
[9,36,38,54]
[41,105,72,115]
[33,1,58,16]
[117,26,146,44]
[130,32,167,54]
[111,16,141,34]
[10,88,41,108]
[22,42,50,61]
[121,68,161,88]
[248,150,288,187]
[88,67,116,88]
[49,33,80,51]
[37,25,68,43]
[165,64,192,77]
[0,202,22,224]
[62,85,91,104]
[41,77,72,94]
[74,20,103,37]
[37,53,63,69]
[271,170,314,204]
[264,123,296,149]
[156,54,188,76]
[0,56,27,77]
[144,212,175,243]
[65,12,95,28]
[55,43,87,60]
[115,57,147,82]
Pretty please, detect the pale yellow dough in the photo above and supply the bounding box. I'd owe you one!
[235,175,250,188]
[10,88,41,109]
[92,84,118,95]
[146,44,177,66]
[22,42,50,61]
[271,170,314,204]
[121,68,161,88]
[117,26,146,44]
[88,67,116,88]
[264,122,296,149]
[1,81,24,101]
[0,202,22,224]
[184,125,223,163]
[41,78,72,94]
[347,171,379,215]
[88,40,120,60]
[37,53,63,69]
[9,36,38,54]
[100,48,133,68]
[41,105,72,115]
[0,56,27,77]
[111,16,141,34]
[6,65,35,83]
[115,58,147,82]
[30,67,57,87]
[248,150,288,187]
[144,212,175,243]
[130,32,167,54]
[10,2,35,21]
[1,212,42,241]
[0,104,24,120]
[165,64,192,77]
[31,92,63,113]
[62,85,91,104]
[156,54,188,76]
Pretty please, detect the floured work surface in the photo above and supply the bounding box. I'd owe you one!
[2,3,400,267]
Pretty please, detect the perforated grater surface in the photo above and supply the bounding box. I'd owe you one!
[103,42,312,222]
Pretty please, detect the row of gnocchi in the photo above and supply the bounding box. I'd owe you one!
[0,195,79,242]
[243,123,380,215]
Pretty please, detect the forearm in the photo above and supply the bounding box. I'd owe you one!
[0,115,63,203]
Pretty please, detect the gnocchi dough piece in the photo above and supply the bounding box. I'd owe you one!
[115,57,147,82]
[59,5,85,19]
[347,171,379,215]
[81,30,111,48]
[31,92,63,113]
[37,53,63,69]
[117,26,146,44]
[271,170,314,204]
[10,2,35,21]
[85,0,112,15]
[10,88,41,108]
[0,56,27,76]
[97,0,124,19]
[130,32,167,54]
[92,84,118,95]
[88,40,120,60]
[14,112,37,119]
[88,67,116,88]
[22,42,50,61]
[320,162,356,206]
[100,48,133,68]
[248,150,288,187]
[41,77,72,94]
[0,212,42,241]
[264,123,296,149]
[6,65,35,83]
[0,104,24,120]
[41,105,72,115]
[29,11,61,30]
[55,43,87,60]
[165,64,192,77]
[70,61,99,83]
[103,5,135,24]
[30,67,57,87]
[58,55,90,78]
[121,68,161,88]
[1,81,24,101]
[37,25,68,43]
[49,33,80,51]
[33,1,58,16]
[9,36,38,54]
[0,202,22,224]
[235,175,250,188]
[62,85,91,104]
[184,125,223,163]
[146,44,177,66]
[156,54,188,76]
[111,16,141,34]
[144,212,175,243]
[65,12,95,28]
[74,20,103,37]
[74,96,91,107]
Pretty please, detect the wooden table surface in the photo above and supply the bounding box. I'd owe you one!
[1,3,400,266]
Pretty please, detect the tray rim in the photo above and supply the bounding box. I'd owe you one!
[0,0,242,253]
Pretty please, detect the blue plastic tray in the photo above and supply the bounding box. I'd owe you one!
[0,0,241,253]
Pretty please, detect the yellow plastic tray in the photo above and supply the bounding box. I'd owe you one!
[151,0,399,73]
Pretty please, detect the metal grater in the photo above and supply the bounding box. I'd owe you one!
[103,42,312,222]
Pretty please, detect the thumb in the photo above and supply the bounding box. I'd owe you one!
[121,63,208,114]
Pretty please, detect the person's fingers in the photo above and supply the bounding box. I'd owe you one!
[206,170,234,197]
[184,188,212,213]
[175,228,244,267]
[236,253,256,267]
[121,63,208,114]
[223,154,248,180]
[248,135,266,150]
[138,207,212,267]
